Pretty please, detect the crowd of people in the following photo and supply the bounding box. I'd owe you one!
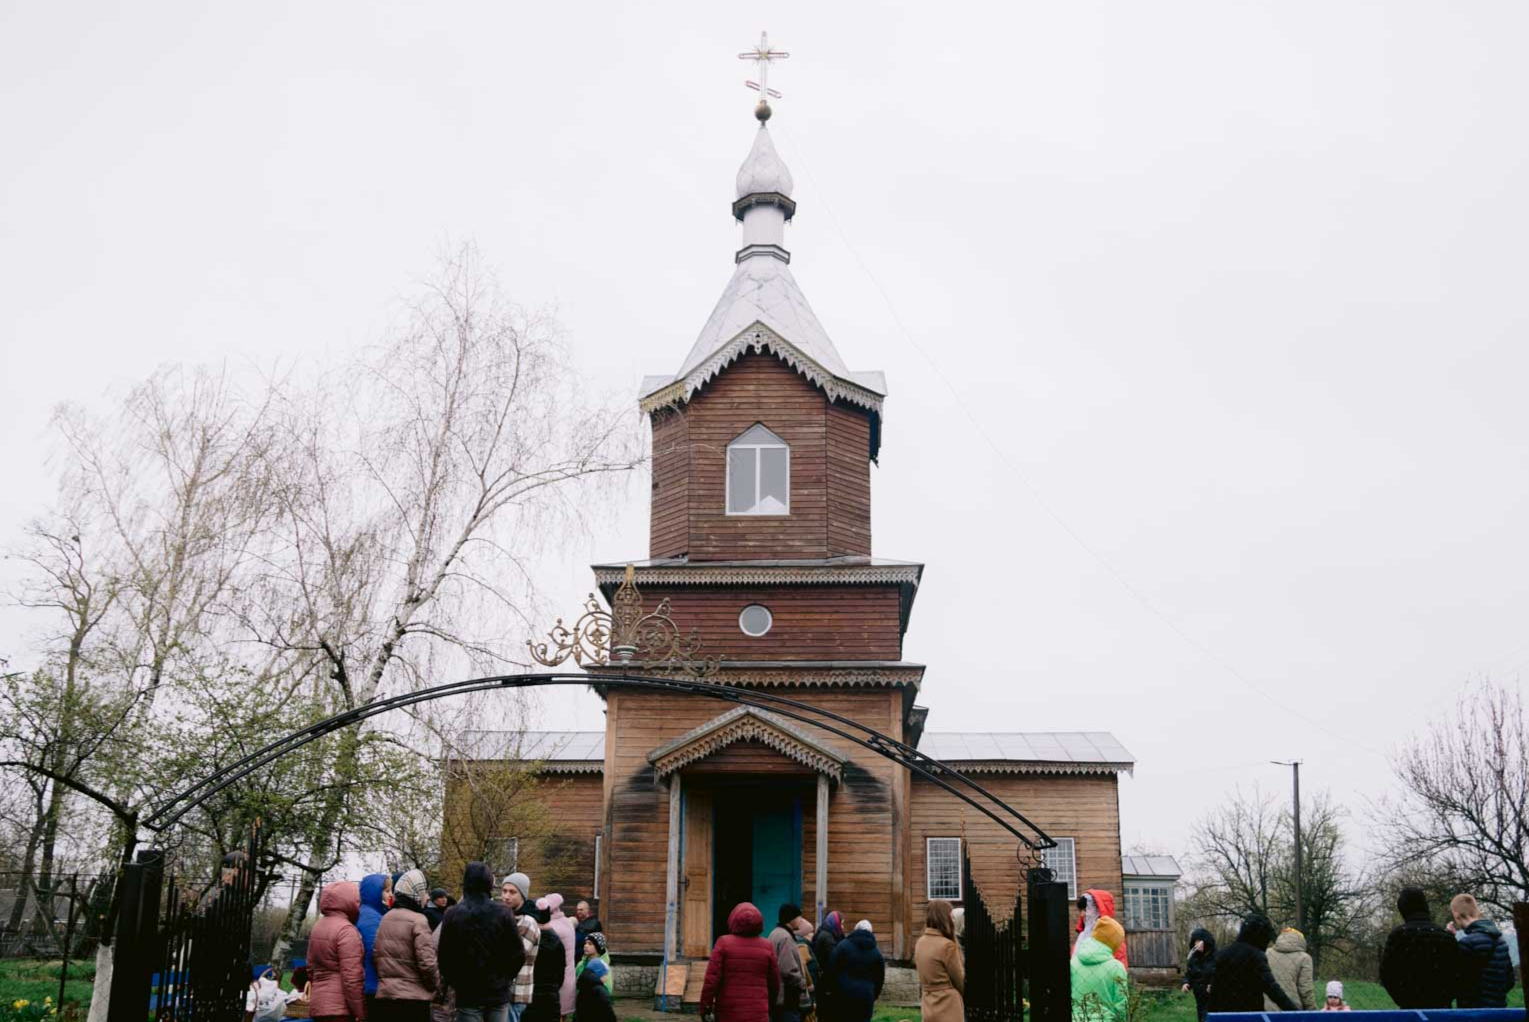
[244,864,610,1022]
[248,868,1516,1022]
[1070,885,1517,1021]
[242,862,966,1022]
[697,899,963,1022]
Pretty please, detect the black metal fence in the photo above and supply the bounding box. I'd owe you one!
[961,848,1025,1022]
[107,830,265,1022]
[957,847,1072,1022]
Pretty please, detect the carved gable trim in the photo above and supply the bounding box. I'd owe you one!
[647,707,846,781]
[639,323,884,418]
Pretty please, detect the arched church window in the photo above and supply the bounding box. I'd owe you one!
[726,424,789,515]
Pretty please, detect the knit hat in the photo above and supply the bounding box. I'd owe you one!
[778,902,802,927]
[396,869,430,906]
[1092,916,1126,951]
[430,887,448,900]
[544,892,565,915]
[1326,982,1344,1000]
[855,919,873,933]
[506,872,531,902]
[585,931,607,955]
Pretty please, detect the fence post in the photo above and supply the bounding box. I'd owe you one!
[1513,902,1528,1000]
[1026,870,1070,1022]
[105,850,164,1022]
[58,874,78,1010]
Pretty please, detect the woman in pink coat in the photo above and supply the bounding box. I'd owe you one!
[539,894,578,1017]
[308,882,367,1022]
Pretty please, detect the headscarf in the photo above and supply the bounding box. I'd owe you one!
[394,869,430,911]
[854,920,873,933]
[822,911,844,938]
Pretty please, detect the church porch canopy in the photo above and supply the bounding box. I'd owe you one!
[646,706,847,782]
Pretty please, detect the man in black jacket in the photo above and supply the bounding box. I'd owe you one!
[1380,888,1459,1008]
[438,862,526,1022]
[1451,894,1516,1009]
[1205,915,1298,1014]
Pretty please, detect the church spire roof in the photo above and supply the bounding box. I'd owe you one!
[638,35,885,456]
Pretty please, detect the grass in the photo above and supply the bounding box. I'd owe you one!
[0,959,96,1018]
[1134,979,1526,1022]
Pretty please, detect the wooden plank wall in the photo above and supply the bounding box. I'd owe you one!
[602,687,908,957]
[654,586,904,660]
[670,352,874,561]
[825,403,872,556]
[906,773,1123,927]
[650,407,690,558]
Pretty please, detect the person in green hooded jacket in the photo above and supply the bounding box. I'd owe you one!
[1071,917,1128,1022]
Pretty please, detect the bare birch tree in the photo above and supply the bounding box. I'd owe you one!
[250,244,643,960]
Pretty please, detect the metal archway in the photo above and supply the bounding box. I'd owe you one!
[144,671,1057,850]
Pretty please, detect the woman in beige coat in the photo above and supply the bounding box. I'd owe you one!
[914,900,965,1022]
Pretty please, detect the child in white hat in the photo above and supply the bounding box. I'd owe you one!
[1323,981,1351,1011]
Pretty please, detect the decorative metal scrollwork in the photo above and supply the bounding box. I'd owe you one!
[528,565,720,679]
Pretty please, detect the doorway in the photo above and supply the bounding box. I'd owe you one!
[711,786,802,943]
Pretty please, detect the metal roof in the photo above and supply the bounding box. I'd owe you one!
[1122,855,1183,879]
[918,732,1135,775]
[457,730,604,763]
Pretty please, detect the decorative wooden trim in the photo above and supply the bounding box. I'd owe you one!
[592,563,922,588]
[648,707,846,782]
[591,664,926,690]
[639,323,884,418]
[925,760,1134,777]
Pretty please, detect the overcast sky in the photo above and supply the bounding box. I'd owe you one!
[3,1,1527,863]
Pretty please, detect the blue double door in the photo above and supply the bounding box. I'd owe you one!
[711,786,803,942]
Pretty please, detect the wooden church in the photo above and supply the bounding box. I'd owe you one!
[445,82,1134,990]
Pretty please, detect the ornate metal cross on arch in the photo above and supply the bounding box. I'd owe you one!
[528,565,720,679]
[739,30,789,102]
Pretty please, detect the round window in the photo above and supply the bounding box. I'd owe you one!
[738,604,773,637]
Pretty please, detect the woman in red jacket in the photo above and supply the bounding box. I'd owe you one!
[309,882,368,1022]
[700,903,780,1022]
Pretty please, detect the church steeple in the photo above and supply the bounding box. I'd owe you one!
[637,34,889,562]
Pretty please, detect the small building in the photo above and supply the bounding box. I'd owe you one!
[1120,854,1183,979]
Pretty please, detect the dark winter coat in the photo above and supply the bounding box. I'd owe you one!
[1204,916,1298,1014]
[524,920,567,1022]
[1380,889,1459,1009]
[699,903,780,1022]
[1183,928,1216,1021]
[574,961,617,1022]
[309,882,367,1021]
[576,916,603,942]
[827,929,885,1022]
[1456,918,1516,1009]
[436,864,526,1010]
[812,913,845,1021]
[358,874,390,997]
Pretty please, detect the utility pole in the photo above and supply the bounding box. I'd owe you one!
[1273,760,1303,932]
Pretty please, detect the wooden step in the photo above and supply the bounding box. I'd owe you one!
[651,958,710,1012]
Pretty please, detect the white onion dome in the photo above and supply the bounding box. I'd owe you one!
[735,125,794,199]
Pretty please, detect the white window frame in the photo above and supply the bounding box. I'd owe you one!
[593,833,602,901]
[1124,882,1173,930]
[1042,837,1077,900]
[739,604,773,637]
[926,837,963,901]
[725,424,790,516]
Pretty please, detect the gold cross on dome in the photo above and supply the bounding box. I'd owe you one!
[739,30,789,100]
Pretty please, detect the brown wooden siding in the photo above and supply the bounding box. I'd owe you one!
[653,586,904,660]
[601,686,907,956]
[907,773,1123,926]
[825,403,872,557]
[650,407,690,559]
